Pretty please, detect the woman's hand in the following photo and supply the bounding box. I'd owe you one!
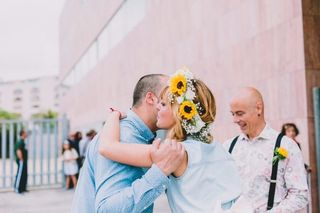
[109,107,126,119]
[150,139,185,176]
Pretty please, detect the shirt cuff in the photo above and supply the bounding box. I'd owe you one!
[144,164,169,190]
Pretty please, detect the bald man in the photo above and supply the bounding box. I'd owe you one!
[224,87,308,212]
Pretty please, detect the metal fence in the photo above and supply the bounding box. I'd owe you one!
[0,117,69,190]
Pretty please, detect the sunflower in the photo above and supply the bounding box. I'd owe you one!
[277,147,288,159]
[169,74,187,96]
[179,101,197,120]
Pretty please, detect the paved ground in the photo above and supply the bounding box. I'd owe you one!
[0,188,171,213]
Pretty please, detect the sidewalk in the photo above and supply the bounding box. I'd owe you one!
[0,188,170,213]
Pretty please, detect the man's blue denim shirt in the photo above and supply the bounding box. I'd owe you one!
[72,110,169,213]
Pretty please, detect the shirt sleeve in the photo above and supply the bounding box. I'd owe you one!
[72,148,79,158]
[270,138,309,212]
[95,164,168,213]
[15,141,23,150]
[95,124,169,213]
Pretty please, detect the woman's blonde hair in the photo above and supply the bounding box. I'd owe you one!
[160,79,216,143]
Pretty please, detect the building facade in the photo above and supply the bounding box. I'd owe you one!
[59,0,320,210]
[0,76,60,119]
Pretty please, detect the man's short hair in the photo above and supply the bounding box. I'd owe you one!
[19,130,26,137]
[132,74,166,107]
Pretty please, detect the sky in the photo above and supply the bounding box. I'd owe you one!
[0,0,65,82]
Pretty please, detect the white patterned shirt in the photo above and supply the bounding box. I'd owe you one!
[223,125,308,213]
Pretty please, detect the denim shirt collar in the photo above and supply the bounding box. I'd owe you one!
[126,109,156,144]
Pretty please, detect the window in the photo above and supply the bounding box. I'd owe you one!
[61,0,147,88]
[14,105,22,110]
[14,97,22,102]
[14,89,22,95]
[31,87,39,94]
[31,95,40,102]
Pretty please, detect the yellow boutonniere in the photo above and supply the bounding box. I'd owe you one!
[272,147,288,165]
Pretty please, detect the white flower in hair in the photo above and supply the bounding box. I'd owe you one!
[168,67,212,143]
[185,71,194,79]
[176,96,184,104]
[185,89,196,100]
[194,115,206,132]
[175,67,194,79]
[175,69,185,75]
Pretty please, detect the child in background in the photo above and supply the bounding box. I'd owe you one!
[62,142,78,189]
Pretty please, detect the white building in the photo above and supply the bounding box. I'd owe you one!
[0,76,60,119]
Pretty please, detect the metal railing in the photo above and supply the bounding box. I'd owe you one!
[0,117,69,190]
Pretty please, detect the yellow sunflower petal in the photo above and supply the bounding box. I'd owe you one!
[179,101,197,120]
[278,147,288,158]
[170,74,187,96]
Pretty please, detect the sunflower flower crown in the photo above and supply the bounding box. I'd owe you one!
[168,68,211,143]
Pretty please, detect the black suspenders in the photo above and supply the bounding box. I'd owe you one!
[228,133,284,210]
[228,136,239,153]
[267,133,284,210]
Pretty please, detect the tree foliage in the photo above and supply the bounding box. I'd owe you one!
[0,108,21,120]
[32,110,58,119]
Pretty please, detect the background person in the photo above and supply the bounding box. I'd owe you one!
[79,129,97,168]
[14,130,28,194]
[224,87,309,212]
[62,142,78,189]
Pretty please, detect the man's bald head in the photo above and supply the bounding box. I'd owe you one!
[231,87,264,113]
[229,87,266,139]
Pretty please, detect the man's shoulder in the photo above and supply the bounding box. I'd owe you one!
[85,133,144,182]
[119,118,147,143]
[15,140,24,148]
[120,113,146,132]
[120,118,140,133]
[222,136,239,150]
[279,135,301,154]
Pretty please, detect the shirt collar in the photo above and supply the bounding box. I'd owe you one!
[126,109,156,144]
[238,123,272,141]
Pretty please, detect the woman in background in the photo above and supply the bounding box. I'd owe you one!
[281,123,311,173]
[62,142,78,189]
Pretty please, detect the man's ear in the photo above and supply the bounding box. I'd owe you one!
[145,92,157,105]
[256,101,263,116]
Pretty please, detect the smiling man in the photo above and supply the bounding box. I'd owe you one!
[223,87,309,212]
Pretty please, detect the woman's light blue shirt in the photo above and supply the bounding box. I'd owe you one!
[166,139,242,213]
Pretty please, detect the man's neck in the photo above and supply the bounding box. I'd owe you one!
[132,107,157,132]
[247,121,266,140]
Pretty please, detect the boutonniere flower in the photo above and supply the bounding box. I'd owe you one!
[272,147,288,165]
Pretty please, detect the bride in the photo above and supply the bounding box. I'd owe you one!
[99,68,250,212]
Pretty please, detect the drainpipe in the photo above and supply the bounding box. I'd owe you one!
[313,87,320,208]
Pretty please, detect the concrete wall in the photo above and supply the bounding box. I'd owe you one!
[59,0,306,134]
